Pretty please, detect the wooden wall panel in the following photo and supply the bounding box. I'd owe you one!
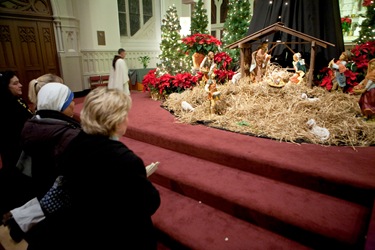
[0,23,19,70]
[38,22,58,74]
[0,0,58,103]
[19,25,41,67]
[16,21,44,96]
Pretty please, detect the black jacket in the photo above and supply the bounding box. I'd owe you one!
[18,110,81,250]
[61,131,161,250]
[0,95,33,169]
[21,110,81,198]
[0,95,33,215]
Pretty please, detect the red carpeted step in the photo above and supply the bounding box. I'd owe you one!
[74,92,375,249]
[152,184,312,250]
[117,93,375,206]
[123,136,370,249]
[74,92,375,203]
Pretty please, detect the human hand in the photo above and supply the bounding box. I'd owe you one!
[2,211,12,226]
[2,212,24,243]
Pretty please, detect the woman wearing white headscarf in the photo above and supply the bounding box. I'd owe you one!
[3,82,81,249]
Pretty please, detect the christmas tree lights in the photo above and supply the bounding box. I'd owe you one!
[353,0,375,44]
[222,0,252,66]
[190,0,209,34]
[158,5,189,75]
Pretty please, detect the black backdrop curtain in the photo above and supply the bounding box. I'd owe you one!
[247,0,344,74]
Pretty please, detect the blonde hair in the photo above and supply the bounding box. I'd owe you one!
[28,73,64,104]
[80,87,132,137]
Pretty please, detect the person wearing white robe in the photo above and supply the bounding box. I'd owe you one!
[108,48,130,95]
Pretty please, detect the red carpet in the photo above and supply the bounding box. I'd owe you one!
[74,90,375,249]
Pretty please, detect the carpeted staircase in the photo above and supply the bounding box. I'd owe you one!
[74,91,375,250]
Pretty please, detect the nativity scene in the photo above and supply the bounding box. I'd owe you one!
[142,0,375,147]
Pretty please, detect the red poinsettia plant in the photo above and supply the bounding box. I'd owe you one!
[214,52,233,70]
[142,69,198,97]
[363,0,374,7]
[213,52,235,84]
[341,17,352,32]
[196,51,236,84]
[181,33,222,56]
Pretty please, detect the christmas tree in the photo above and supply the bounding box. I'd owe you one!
[353,0,375,44]
[190,0,209,34]
[158,5,189,75]
[222,0,252,66]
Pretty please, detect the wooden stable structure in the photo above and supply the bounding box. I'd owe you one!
[226,22,335,87]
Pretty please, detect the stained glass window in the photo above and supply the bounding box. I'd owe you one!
[117,0,153,37]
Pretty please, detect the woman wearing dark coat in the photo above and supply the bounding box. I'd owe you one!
[0,71,33,170]
[2,82,81,249]
[0,71,33,216]
[60,87,160,249]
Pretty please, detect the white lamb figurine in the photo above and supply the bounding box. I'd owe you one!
[181,101,194,111]
[306,119,330,141]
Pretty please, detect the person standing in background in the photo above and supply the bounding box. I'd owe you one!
[108,48,130,95]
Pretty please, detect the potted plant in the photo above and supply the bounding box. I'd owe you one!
[181,33,222,69]
[341,16,352,35]
[138,55,151,69]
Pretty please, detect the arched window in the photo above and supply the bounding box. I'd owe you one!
[118,0,153,37]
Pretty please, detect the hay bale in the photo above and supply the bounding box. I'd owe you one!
[162,76,375,147]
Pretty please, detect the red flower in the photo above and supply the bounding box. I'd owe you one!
[156,74,174,94]
[181,33,222,55]
[351,42,375,71]
[172,73,198,90]
[214,69,235,84]
[363,0,374,6]
[341,17,352,32]
[142,70,197,96]
[214,52,233,70]
[341,17,352,25]
[319,68,334,90]
[142,69,158,92]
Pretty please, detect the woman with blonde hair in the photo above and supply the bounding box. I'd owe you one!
[60,87,160,249]
[28,73,63,109]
